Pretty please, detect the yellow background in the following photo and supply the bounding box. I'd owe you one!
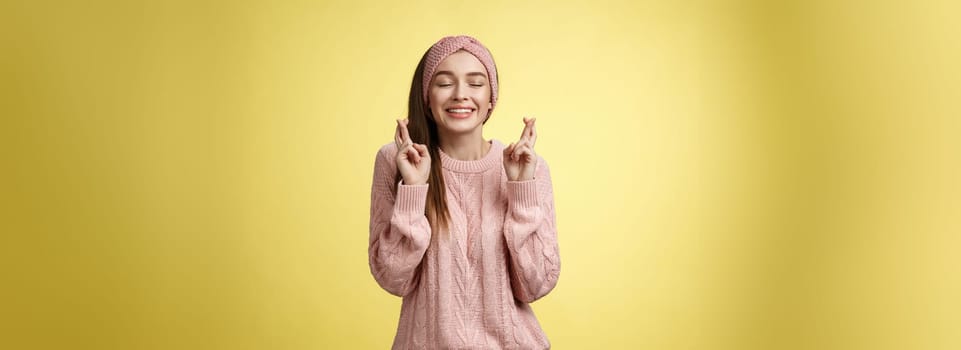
[2,0,959,349]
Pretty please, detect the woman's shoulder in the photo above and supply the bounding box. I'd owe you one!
[376,142,399,157]
[375,142,404,162]
[373,142,399,173]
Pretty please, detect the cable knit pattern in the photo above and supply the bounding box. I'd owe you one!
[368,139,560,350]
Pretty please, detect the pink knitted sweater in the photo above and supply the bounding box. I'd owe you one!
[368,139,560,349]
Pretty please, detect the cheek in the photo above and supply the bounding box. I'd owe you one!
[426,90,440,110]
[430,85,450,97]
[429,89,447,106]
[479,88,492,107]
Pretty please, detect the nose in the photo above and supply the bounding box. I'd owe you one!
[452,83,468,101]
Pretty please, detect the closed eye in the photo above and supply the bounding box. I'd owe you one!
[436,83,484,87]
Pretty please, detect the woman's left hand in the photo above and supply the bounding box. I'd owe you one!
[504,117,537,181]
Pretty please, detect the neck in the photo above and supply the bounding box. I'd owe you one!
[438,129,490,161]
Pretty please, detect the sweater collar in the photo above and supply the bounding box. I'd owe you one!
[438,139,503,173]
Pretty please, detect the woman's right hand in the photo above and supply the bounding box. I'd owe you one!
[394,118,431,186]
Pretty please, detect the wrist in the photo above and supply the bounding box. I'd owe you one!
[401,179,428,186]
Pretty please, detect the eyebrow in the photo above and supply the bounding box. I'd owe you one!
[434,70,488,78]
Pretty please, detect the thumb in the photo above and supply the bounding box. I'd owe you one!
[413,144,429,158]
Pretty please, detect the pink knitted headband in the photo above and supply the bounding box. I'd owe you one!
[422,35,499,111]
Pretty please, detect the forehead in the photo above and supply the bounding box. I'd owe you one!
[434,50,487,77]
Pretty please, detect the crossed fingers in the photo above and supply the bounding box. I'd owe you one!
[394,118,422,163]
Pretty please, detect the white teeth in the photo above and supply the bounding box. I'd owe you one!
[447,108,472,113]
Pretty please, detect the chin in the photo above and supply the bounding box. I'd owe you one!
[439,120,482,134]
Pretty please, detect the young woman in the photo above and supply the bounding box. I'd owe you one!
[368,35,560,349]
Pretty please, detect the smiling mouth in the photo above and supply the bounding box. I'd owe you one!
[444,108,475,119]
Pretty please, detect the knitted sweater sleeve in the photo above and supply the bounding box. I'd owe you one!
[368,145,432,297]
[504,156,561,303]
